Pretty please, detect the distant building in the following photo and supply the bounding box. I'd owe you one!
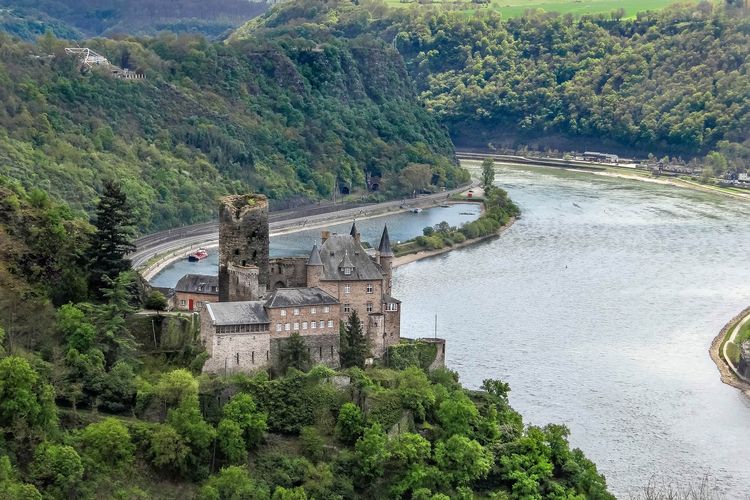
[583,151,619,163]
[175,274,219,311]
[198,195,402,374]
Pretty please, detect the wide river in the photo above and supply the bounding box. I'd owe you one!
[395,163,750,497]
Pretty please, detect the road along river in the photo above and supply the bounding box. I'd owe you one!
[395,163,750,497]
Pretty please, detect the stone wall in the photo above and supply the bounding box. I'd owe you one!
[219,195,270,301]
[738,341,750,380]
[174,291,218,311]
[269,257,308,290]
[200,308,271,374]
[270,333,340,369]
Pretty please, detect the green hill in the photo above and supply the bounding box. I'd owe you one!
[0,29,465,232]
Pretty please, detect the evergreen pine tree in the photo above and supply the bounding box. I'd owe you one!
[87,181,136,295]
[340,310,368,369]
[279,332,310,373]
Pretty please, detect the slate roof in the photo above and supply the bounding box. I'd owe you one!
[383,294,401,304]
[265,287,339,308]
[307,245,323,266]
[175,274,219,294]
[319,234,385,281]
[205,301,269,325]
[378,225,394,257]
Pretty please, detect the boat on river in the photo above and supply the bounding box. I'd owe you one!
[188,249,208,262]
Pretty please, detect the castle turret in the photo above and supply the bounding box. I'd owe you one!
[350,221,361,244]
[226,263,262,301]
[306,244,324,288]
[218,194,270,301]
[378,225,394,295]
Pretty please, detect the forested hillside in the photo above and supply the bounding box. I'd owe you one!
[244,0,750,172]
[0,0,270,40]
[0,30,464,231]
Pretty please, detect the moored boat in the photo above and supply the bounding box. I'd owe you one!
[188,249,208,261]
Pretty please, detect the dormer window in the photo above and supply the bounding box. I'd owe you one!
[343,267,352,276]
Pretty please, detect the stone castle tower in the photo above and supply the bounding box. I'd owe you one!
[218,194,270,302]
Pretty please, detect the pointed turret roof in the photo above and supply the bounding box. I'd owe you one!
[339,250,355,270]
[307,244,323,266]
[350,221,358,237]
[378,225,394,257]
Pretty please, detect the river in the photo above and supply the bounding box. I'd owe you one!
[395,163,750,497]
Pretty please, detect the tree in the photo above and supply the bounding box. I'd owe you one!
[335,402,364,445]
[78,417,135,471]
[149,424,190,476]
[217,419,246,465]
[437,391,478,437]
[29,443,84,498]
[399,163,433,194]
[93,272,139,366]
[434,435,493,485]
[197,466,269,500]
[354,424,391,483]
[299,426,324,462]
[340,311,368,369]
[481,158,495,193]
[222,393,267,449]
[0,356,57,446]
[155,369,199,408]
[87,180,136,295]
[272,486,308,499]
[0,456,41,500]
[396,367,436,422]
[144,291,168,311]
[278,333,310,373]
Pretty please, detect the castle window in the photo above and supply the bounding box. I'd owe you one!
[319,346,323,359]
[180,300,186,307]
[236,353,240,365]
[276,323,282,332]
[343,304,351,313]
[293,322,299,331]
[311,321,317,329]
[327,320,334,328]
[266,351,269,360]
[280,309,287,317]
[319,320,325,329]
[344,285,351,294]
[212,286,217,292]
[323,306,330,313]
[366,284,373,294]
[366,302,373,313]
[285,323,291,331]
[293,308,300,316]
[343,267,352,276]
[311,307,316,314]
[252,351,255,364]
[386,303,398,312]
[330,346,334,357]
[302,322,308,330]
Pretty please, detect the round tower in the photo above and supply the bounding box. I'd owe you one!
[306,244,324,288]
[218,194,270,302]
[378,225,394,295]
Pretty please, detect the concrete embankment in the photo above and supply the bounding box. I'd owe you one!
[709,306,750,397]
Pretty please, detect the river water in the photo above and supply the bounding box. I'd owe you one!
[395,163,750,497]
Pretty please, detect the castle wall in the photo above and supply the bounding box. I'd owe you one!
[270,334,340,369]
[269,257,308,290]
[384,307,401,351]
[219,195,269,301]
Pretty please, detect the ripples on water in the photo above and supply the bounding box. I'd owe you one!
[394,166,750,497]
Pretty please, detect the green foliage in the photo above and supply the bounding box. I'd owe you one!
[144,291,168,311]
[272,486,308,500]
[396,367,436,422]
[278,333,311,374]
[222,393,267,449]
[29,442,84,498]
[299,426,325,462]
[353,423,390,484]
[434,435,493,486]
[339,311,368,369]
[148,423,190,475]
[198,466,269,500]
[154,368,199,407]
[335,402,364,445]
[0,29,462,232]
[481,159,495,192]
[387,340,439,371]
[0,456,42,500]
[77,417,135,471]
[86,180,136,294]
[437,391,479,437]
[167,399,216,480]
[0,356,58,447]
[217,419,246,465]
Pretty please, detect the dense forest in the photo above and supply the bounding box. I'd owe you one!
[0,179,613,499]
[0,0,271,40]
[0,28,465,231]
[241,0,750,172]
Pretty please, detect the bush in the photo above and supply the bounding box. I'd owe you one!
[78,418,135,471]
[300,426,325,462]
[335,403,364,445]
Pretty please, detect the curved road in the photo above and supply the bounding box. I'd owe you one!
[130,182,478,270]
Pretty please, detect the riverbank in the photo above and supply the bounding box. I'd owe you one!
[393,217,516,268]
[459,154,750,202]
[709,306,750,397]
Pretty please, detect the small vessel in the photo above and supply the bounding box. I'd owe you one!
[188,248,208,262]
[410,208,422,213]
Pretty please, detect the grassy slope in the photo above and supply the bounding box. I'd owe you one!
[382,0,678,17]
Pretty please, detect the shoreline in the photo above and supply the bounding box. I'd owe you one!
[393,217,516,268]
[709,306,750,397]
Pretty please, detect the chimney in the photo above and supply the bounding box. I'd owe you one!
[321,230,330,244]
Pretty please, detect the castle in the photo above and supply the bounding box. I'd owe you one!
[199,194,401,374]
